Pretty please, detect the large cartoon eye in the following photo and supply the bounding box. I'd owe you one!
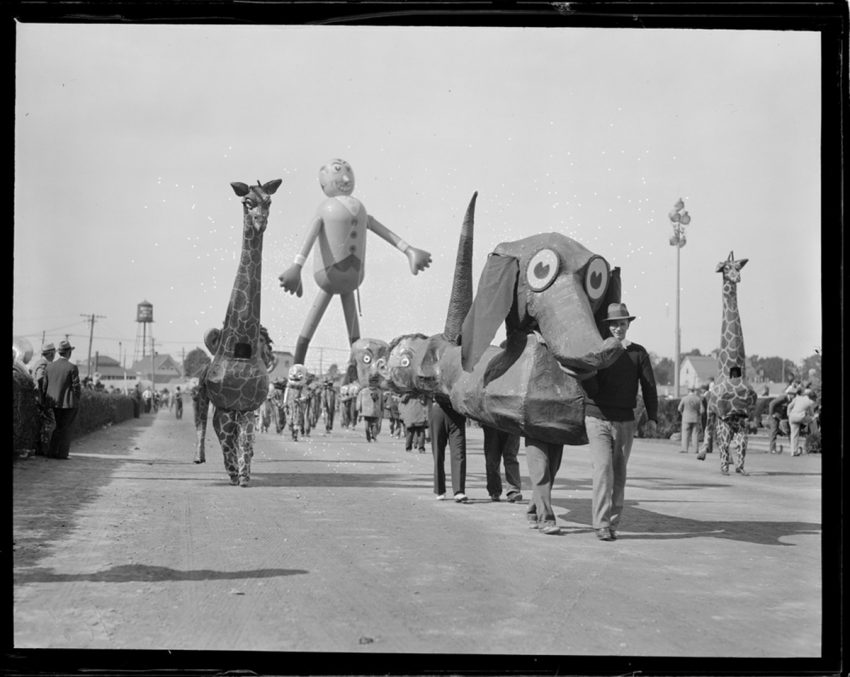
[362,353,372,364]
[584,256,609,303]
[333,164,342,172]
[400,355,411,368]
[526,248,560,292]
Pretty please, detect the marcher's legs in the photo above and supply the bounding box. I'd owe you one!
[445,406,467,496]
[51,408,78,459]
[524,438,563,524]
[586,415,615,529]
[502,433,522,496]
[430,412,447,495]
[609,420,635,530]
[767,417,780,453]
[716,418,733,472]
[482,426,503,497]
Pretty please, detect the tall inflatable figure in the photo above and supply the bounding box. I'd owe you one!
[278,159,432,365]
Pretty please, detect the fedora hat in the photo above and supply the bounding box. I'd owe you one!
[57,339,75,352]
[41,342,56,354]
[602,302,636,322]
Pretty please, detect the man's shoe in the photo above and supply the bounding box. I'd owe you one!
[540,521,561,535]
[454,493,468,503]
[506,492,523,503]
[696,453,706,461]
[596,528,615,541]
[490,494,501,502]
[735,468,749,476]
[435,493,447,501]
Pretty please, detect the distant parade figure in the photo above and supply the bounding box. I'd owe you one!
[285,365,307,441]
[321,377,337,433]
[174,386,183,420]
[357,376,384,442]
[346,383,360,430]
[677,386,701,454]
[271,381,286,434]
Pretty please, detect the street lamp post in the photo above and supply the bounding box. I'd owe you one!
[668,199,692,398]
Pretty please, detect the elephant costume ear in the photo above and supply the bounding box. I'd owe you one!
[461,253,519,372]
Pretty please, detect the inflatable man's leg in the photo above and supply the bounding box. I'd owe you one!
[294,289,333,365]
[340,291,361,347]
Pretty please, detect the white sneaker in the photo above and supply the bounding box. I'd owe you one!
[454,493,468,503]
[435,494,447,500]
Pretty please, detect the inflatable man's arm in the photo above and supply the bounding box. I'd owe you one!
[279,215,324,297]
[367,215,432,275]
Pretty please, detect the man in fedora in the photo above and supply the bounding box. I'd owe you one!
[30,342,57,455]
[44,339,81,459]
[581,303,658,541]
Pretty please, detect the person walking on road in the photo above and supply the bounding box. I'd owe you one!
[356,376,383,442]
[43,339,82,460]
[709,365,758,475]
[399,393,428,453]
[174,386,184,420]
[482,424,522,502]
[581,303,658,542]
[767,386,794,454]
[429,396,468,502]
[787,387,816,456]
[678,386,702,455]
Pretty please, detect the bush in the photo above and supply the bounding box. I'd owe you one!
[12,376,137,456]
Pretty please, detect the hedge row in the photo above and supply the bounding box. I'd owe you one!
[12,370,137,455]
[634,396,773,439]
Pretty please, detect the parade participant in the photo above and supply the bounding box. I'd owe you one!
[678,386,702,455]
[482,424,522,502]
[429,396,468,502]
[284,365,307,441]
[711,365,758,475]
[278,159,432,365]
[399,393,428,453]
[582,303,658,541]
[30,342,56,456]
[357,375,384,442]
[43,339,82,459]
[767,386,795,454]
[699,379,715,453]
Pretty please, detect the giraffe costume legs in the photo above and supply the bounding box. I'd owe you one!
[716,416,748,474]
[213,409,256,485]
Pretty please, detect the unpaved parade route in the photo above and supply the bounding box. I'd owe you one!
[13,410,821,656]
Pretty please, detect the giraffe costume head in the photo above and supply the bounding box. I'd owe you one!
[715,250,748,381]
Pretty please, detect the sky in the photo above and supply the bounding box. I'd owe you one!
[13,23,822,375]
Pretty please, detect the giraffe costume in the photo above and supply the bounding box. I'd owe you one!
[194,179,281,486]
[698,251,757,473]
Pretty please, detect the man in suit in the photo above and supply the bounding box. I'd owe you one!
[30,342,56,456]
[44,339,81,459]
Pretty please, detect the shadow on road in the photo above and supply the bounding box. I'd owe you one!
[15,564,308,584]
[13,416,158,570]
[552,497,820,546]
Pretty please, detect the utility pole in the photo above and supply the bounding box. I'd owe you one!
[667,199,692,398]
[80,313,106,379]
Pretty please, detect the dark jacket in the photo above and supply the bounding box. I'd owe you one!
[44,356,81,409]
[768,394,789,420]
[582,342,658,422]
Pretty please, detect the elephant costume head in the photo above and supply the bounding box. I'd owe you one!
[460,233,623,379]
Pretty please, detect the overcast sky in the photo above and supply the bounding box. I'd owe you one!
[14,23,821,373]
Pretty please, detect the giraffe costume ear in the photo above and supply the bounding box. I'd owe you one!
[231,182,251,197]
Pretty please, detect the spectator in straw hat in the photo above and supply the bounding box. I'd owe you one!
[581,302,658,542]
[30,343,57,456]
[43,339,81,459]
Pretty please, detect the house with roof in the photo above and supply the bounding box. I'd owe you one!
[679,355,719,391]
[129,354,183,386]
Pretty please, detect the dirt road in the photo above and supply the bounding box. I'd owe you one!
[13,408,822,658]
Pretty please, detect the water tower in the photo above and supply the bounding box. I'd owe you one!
[133,300,154,372]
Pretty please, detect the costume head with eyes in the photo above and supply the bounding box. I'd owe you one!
[318,159,355,198]
[383,333,430,392]
[461,232,623,379]
[347,337,390,388]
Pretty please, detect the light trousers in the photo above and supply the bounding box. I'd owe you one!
[585,416,635,530]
